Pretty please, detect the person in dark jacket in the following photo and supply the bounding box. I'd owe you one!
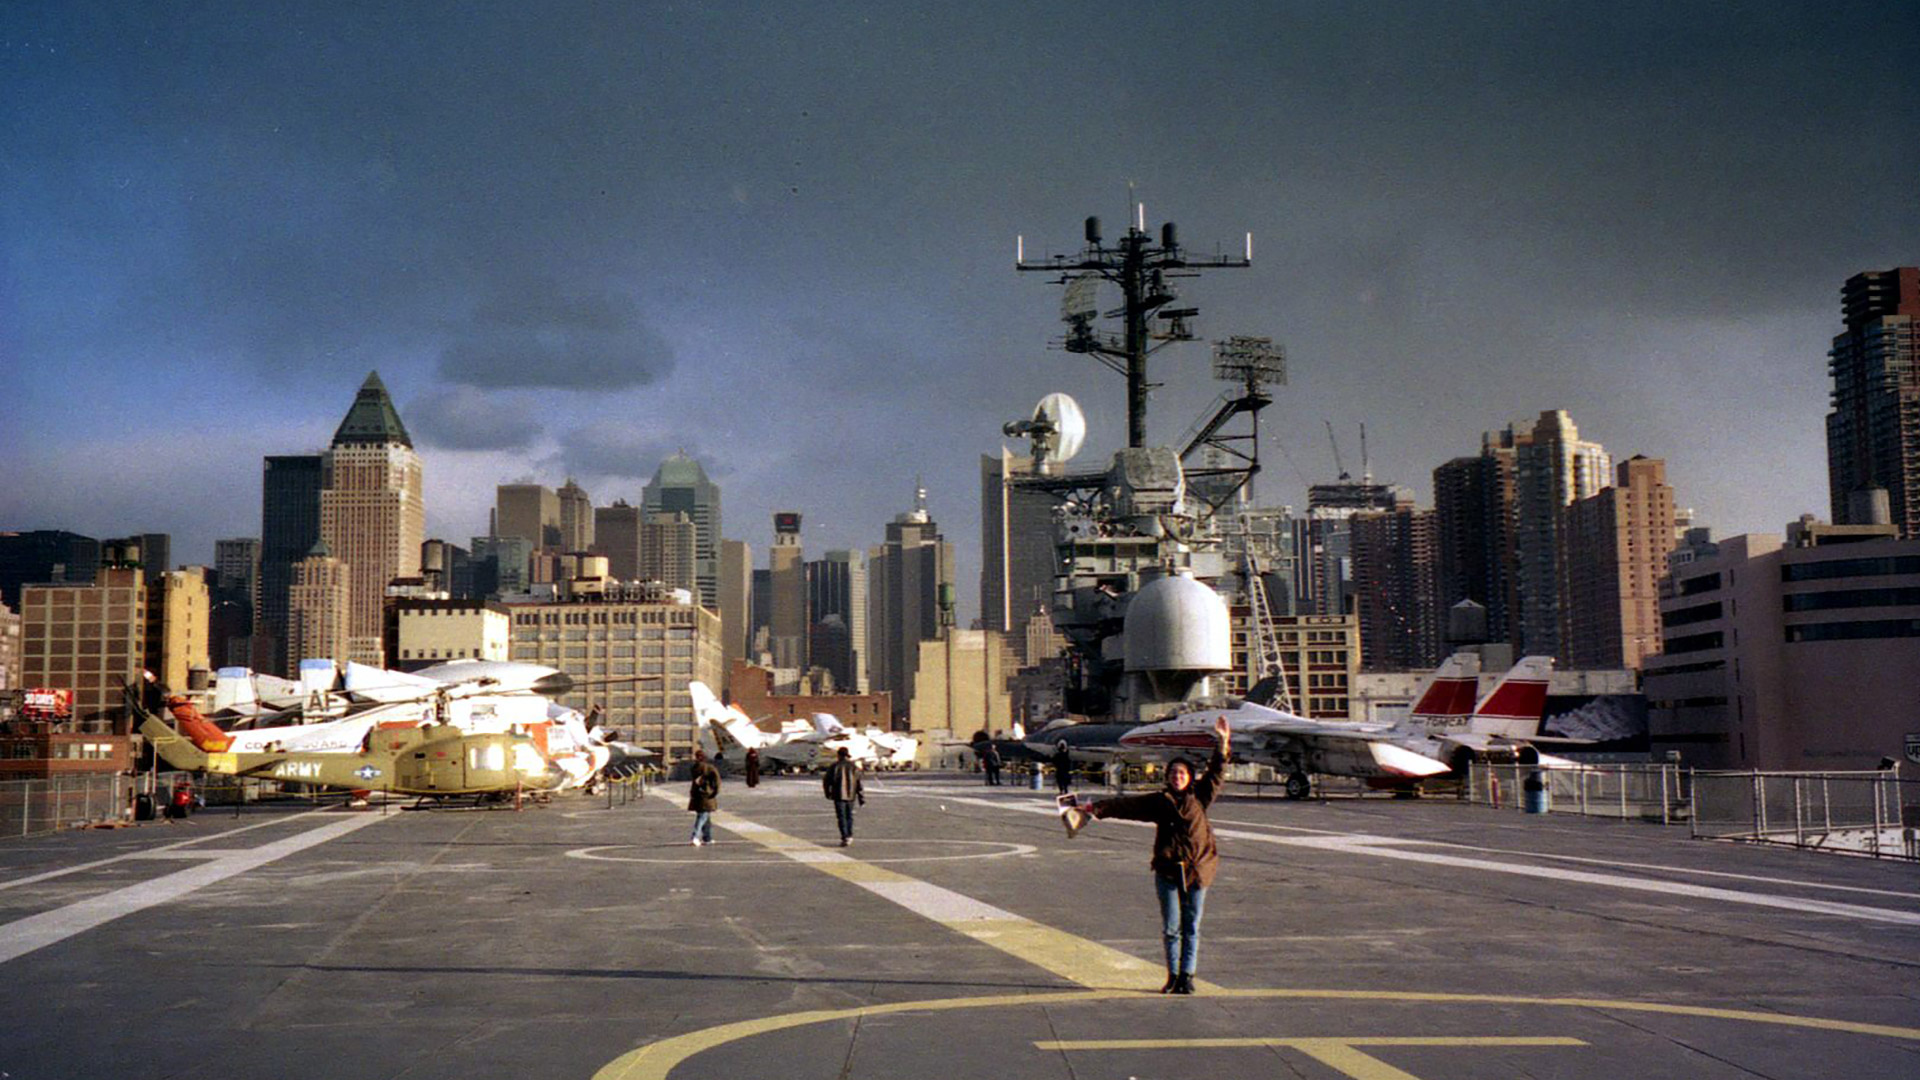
[744,746,761,788]
[980,741,1002,786]
[687,749,721,846]
[822,747,865,846]
[1052,740,1073,795]
[1082,716,1231,995]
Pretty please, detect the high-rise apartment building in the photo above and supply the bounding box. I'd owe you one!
[867,486,954,716]
[1826,267,1920,538]
[642,453,721,609]
[593,501,644,582]
[319,372,425,666]
[807,549,868,693]
[20,568,146,731]
[144,567,209,692]
[496,483,561,549]
[1349,505,1441,672]
[258,454,324,674]
[1433,428,1519,646]
[718,539,752,675]
[287,542,352,666]
[557,479,594,552]
[980,450,1059,663]
[1561,456,1677,669]
[639,512,698,594]
[211,538,259,666]
[1220,609,1360,719]
[1302,481,1406,616]
[1513,410,1611,660]
[767,512,808,671]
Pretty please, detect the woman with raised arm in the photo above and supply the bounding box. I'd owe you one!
[1069,716,1231,995]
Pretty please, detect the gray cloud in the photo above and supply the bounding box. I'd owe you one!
[405,386,543,451]
[436,283,676,390]
[551,428,732,484]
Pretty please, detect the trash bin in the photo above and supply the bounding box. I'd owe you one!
[1029,767,1042,791]
[1522,770,1549,814]
[134,794,154,821]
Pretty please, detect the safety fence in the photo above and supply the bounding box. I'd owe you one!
[0,774,137,838]
[1470,762,1690,824]
[1468,762,1919,860]
[1690,770,1917,859]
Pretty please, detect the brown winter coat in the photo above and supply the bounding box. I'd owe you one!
[822,759,864,803]
[1089,746,1227,889]
[688,760,721,813]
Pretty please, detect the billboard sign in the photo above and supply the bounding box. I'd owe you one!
[21,688,73,720]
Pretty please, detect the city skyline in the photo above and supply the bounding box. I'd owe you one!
[4,5,1915,624]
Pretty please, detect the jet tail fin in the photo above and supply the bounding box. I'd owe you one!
[1408,652,1482,733]
[134,699,210,772]
[1470,655,1555,738]
[1244,675,1285,708]
[689,681,765,750]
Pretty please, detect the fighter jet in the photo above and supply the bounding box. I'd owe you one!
[1118,654,1565,798]
[689,682,881,772]
[811,712,919,769]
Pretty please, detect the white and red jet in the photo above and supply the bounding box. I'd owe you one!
[1118,653,1565,798]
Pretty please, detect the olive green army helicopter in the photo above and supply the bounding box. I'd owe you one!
[133,666,654,802]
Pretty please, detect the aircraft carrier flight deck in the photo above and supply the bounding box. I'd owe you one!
[3,775,1916,1079]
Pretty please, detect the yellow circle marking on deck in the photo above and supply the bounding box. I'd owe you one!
[592,988,1920,1080]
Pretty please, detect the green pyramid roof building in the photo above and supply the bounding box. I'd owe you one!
[331,371,414,447]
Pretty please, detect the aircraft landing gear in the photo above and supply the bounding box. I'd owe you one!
[1284,771,1311,800]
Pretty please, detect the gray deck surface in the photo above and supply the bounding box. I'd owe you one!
[2,774,1916,1079]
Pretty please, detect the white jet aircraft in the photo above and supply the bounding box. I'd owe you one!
[810,712,918,769]
[1118,654,1564,798]
[689,682,881,772]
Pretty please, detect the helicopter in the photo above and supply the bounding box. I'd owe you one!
[132,661,654,802]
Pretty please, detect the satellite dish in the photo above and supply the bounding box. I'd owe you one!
[1035,392,1086,464]
[1002,392,1086,473]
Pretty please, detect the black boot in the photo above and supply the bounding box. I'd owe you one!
[1173,974,1195,995]
[1159,972,1178,994]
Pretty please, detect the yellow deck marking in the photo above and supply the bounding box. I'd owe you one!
[653,789,1199,992]
[1038,1035,1588,1080]
[594,986,1920,1080]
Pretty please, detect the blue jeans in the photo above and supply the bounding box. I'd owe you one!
[690,810,713,843]
[1154,873,1207,977]
[833,799,855,840]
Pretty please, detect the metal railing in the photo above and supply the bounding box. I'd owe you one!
[1,774,137,838]
[1470,762,1691,824]
[1691,770,1917,859]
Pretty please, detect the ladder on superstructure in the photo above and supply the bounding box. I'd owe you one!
[1240,520,1293,712]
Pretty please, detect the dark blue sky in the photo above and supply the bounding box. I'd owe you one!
[4,2,1915,620]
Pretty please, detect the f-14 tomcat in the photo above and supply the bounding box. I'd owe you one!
[1118,653,1570,798]
[136,660,650,799]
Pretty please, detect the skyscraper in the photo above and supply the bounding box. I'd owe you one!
[1513,410,1611,660]
[319,372,424,666]
[1562,456,1677,670]
[1433,428,1519,646]
[593,501,643,581]
[0,530,101,609]
[980,449,1059,663]
[642,453,721,610]
[1826,267,1920,538]
[557,478,594,552]
[1349,505,1441,672]
[287,541,352,667]
[808,549,868,693]
[767,512,808,671]
[867,484,954,716]
[718,538,753,673]
[258,454,323,674]
[639,512,698,594]
[496,483,561,549]
[1302,480,1405,616]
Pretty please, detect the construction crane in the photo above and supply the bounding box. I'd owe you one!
[1324,419,1350,482]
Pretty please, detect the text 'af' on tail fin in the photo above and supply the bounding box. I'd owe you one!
[1470,655,1555,738]
[1408,652,1482,732]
